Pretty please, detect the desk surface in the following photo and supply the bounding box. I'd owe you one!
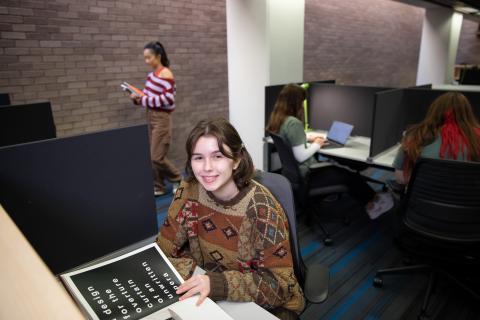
[319,135,371,163]
[371,144,399,168]
[265,132,397,170]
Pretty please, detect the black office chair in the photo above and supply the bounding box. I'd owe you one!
[372,158,480,320]
[254,170,329,306]
[270,132,349,245]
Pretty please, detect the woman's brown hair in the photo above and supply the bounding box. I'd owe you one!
[266,84,306,133]
[185,118,255,189]
[402,91,480,173]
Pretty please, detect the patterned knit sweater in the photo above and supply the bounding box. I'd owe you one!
[156,179,306,314]
[141,67,176,111]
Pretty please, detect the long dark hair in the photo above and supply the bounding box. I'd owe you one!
[144,41,170,67]
[185,118,255,189]
[402,92,480,176]
[266,84,306,133]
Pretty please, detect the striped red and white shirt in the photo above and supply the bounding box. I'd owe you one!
[141,67,176,111]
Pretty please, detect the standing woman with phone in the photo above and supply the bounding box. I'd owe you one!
[130,41,182,196]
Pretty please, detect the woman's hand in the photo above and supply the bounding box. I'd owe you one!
[129,93,141,105]
[313,136,327,147]
[176,275,210,306]
[306,133,324,142]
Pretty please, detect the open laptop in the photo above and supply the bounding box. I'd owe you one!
[321,121,354,149]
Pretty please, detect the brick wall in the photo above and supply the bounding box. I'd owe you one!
[0,0,228,166]
[304,0,424,87]
[456,19,480,65]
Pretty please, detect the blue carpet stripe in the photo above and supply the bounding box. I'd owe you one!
[300,240,323,257]
[325,276,374,320]
[330,230,382,276]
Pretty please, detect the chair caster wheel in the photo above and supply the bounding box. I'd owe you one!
[382,185,388,192]
[373,276,383,288]
[343,217,351,225]
[402,257,413,265]
[323,237,333,246]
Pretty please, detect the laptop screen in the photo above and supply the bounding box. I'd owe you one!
[327,121,354,145]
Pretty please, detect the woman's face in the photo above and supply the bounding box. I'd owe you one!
[143,49,161,69]
[191,135,240,200]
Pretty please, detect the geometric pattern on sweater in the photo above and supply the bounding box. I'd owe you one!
[156,179,306,314]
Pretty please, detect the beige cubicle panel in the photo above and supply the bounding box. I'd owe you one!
[0,205,84,319]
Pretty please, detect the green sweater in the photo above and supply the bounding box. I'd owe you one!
[278,116,317,177]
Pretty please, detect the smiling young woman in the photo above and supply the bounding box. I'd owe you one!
[156,118,305,320]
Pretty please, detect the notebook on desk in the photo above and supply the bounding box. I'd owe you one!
[321,121,354,149]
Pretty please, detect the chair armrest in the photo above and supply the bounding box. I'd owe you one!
[304,264,329,303]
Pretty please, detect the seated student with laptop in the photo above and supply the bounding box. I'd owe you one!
[266,84,393,219]
[393,92,480,185]
[157,118,305,320]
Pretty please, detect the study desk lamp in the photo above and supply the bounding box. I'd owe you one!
[301,82,311,132]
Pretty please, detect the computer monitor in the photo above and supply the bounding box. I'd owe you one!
[0,125,158,274]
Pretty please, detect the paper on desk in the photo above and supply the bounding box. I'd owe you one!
[143,297,233,320]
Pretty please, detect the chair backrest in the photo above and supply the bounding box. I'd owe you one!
[254,170,306,287]
[403,158,480,243]
[269,132,304,191]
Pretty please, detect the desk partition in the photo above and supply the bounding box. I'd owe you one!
[0,102,56,147]
[264,80,335,127]
[0,125,158,274]
[371,88,480,157]
[0,93,11,106]
[308,84,390,137]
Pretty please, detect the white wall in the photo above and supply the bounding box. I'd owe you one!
[226,0,268,169]
[227,0,305,169]
[267,0,305,85]
[416,7,463,85]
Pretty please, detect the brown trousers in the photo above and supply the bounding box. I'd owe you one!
[147,109,182,192]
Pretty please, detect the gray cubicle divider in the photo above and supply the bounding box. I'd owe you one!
[0,125,158,275]
[308,83,391,137]
[370,88,406,157]
[0,93,10,106]
[264,80,335,127]
[370,88,480,157]
[0,101,56,147]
